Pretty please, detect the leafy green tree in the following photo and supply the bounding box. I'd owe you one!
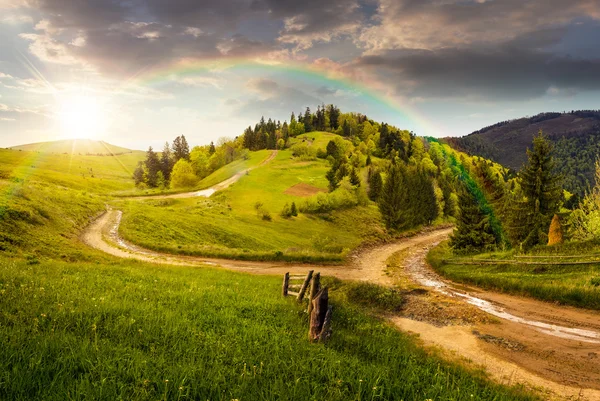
[170,159,198,189]
[368,169,383,201]
[510,131,562,248]
[450,185,498,254]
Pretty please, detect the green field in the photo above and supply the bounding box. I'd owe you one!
[9,138,135,155]
[117,141,387,262]
[0,256,536,401]
[428,241,600,310]
[0,143,540,400]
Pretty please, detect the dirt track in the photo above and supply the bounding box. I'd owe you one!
[81,160,600,400]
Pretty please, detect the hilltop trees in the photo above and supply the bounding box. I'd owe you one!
[133,135,245,189]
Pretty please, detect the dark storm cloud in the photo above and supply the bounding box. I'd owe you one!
[355,45,600,100]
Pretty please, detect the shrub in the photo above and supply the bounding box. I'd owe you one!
[299,182,358,213]
[290,143,317,161]
[170,159,198,189]
[280,203,292,218]
[261,211,272,221]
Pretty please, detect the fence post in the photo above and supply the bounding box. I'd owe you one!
[282,272,289,297]
[307,272,320,315]
[318,305,333,343]
[309,286,329,341]
[296,270,314,302]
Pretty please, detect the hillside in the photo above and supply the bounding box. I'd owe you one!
[445,110,600,195]
[10,138,135,155]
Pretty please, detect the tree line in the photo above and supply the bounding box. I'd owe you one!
[133,135,248,189]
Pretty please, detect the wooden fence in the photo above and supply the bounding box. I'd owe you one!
[282,270,332,343]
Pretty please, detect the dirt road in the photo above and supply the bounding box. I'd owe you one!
[81,159,600,399]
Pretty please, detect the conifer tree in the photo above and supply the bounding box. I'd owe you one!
[378,162,405,230]
[368,170,383,201]
[326,166,340,192]
[160,141,173,181]
[510,131,562,248]
[144,146,161,187]
[209,141,216,155]
[133,161,145,185]
[304,107,313,132]
[450,185,497,254]
[291,202,298,217]
[349,167,361,187]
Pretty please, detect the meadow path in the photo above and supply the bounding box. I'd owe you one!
[81,160,600,399]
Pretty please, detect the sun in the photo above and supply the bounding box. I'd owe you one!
[57,93,107,140]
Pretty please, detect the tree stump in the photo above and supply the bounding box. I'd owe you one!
[309,287,329,342]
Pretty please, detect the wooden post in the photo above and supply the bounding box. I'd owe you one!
[307,272,320,316]
[309,287,328,341]
[318,305,333,343]
[282,272,289,297]
[296,270,314,302]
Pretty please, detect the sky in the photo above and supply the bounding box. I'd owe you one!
[0,0,599,150]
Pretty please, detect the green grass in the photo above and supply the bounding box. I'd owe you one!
[428,241,600,310]
[117,149,387,262]
[0,256,537,401]
[10,138,134,155]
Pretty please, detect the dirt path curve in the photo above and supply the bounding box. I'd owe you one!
[128,150,278,200]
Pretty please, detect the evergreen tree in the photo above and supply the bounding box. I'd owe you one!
[326,140,340,159]
[342,119,351,136]
[133,161,145,185]
[209,141,216,155]
[160,141,173,181]
[450,185,497,254]
[172,135,190,161]
[368,170,383,201]
[144,146,161,187]
[378,162,405,230]
[366,154,372,166]
[291,202,298,217]
[511,131,562,248]
[349,167,361,186]
[326,166,340,192]
[327,104,340,130]
[304,107,313,132]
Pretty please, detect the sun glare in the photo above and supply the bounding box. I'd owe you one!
[56,93,107,140]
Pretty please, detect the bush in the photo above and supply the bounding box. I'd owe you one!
[290,143,317,161]
[261,211,272,221]
[170,159,198,189]
[299,182,359,213]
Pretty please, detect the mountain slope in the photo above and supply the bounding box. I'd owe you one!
[445,110,600,195]
[10,138,134,155]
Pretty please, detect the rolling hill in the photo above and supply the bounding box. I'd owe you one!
[445,110,600,196]
[10,138,135,155]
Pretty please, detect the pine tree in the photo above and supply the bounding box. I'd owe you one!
[209,141,216,155]
[512,131,562,248]
[304,107,313,132]
[326,166,340,192]
[366,154,372,166]
[378,162,405,230]
[349,167,361,187]
[450,185,498,254]
[144,146,161,187]
[160,141,173,181]
[291,202,298,217]
[172,135,190,161]
[133,161,145,185]
[368,170,383,201]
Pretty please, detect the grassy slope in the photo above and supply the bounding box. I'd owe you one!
[0,257,536,401]
[10,138,134,155]
[428,241,600,310]
[0,142,538,400]
[0,148,143,259]
[118,143,385,262]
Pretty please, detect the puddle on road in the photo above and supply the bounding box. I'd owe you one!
[195,188,215,197]
[406,245,600,344]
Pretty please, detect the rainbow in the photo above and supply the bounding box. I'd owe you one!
[133,58,443,137]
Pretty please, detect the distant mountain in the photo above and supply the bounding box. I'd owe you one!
[445,110,600,196]
[10,139,134,156]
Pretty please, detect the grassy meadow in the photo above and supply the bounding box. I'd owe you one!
[117,135,387,262]
[0,143,541,400]
[0,256,537,401]
[428,241,600,310]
